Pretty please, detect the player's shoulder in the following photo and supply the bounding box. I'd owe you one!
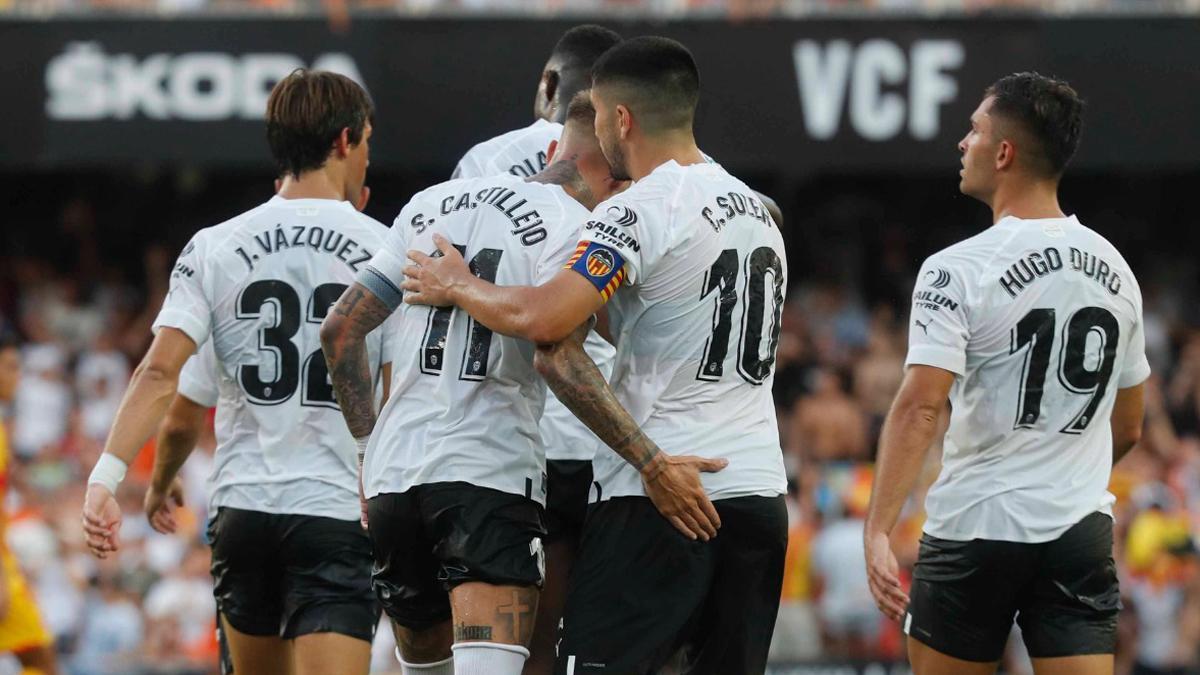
[921,225,1011,281]
[181,200,273,260]
[461,120,562,160]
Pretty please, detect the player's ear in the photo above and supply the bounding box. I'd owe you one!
[546,139,559,165]
[333,127,352,158]
[616,104,632,140]
[542,70,559,109]
[995,139,1015,172]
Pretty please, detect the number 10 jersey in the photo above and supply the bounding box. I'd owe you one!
[153,196,395,522]
[907,215,1151,543]
[574,160,788,503]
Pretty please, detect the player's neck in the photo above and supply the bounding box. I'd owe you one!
[988,178,1064,224]
[625,130,705,182]
[276,170,348,203]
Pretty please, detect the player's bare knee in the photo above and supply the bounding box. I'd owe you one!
[393,619,453,663]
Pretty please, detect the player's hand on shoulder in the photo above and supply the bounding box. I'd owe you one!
[402,233,469,307]
[864,529,908,623]
[144,477,186,535]
[640,452,727,542]
[82,483,123,559]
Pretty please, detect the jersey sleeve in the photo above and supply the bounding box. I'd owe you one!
[569,195,651,301]
[905,255,971,376]
[1118,287,1152,388]
[356,208,414,312]
[177,342,219,408]
[153,233,213,347]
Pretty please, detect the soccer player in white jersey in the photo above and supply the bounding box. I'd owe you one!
[864,73,1149,675]
[402,37,789,675]
[319,96,664,675]
[452,25,621,675]
[453,25,622,181]
[80,70,392,675]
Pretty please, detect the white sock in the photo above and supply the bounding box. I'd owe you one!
[397,648,454,675]
[451,641,529,675]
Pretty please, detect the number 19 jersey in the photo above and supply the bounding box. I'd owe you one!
[153,196,394,522]
[907,215,1151,543]
[360,175,582,504]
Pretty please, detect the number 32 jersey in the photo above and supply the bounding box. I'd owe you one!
[153,197,394,522]
[571,160,788,502]
[908,215,1150,543]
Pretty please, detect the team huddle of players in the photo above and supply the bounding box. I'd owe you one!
[59,21,1149,675]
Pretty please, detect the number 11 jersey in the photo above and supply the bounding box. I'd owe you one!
[153,196,394,521]
[907,215,1150,543]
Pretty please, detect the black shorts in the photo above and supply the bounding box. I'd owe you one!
[367,481,547,631]
[544,459,593,545]
[906,511,1120,662]
[207,507,378,642]
[556,495,787,675]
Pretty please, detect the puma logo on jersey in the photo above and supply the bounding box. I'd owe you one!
[915,318,931,335]
[925,267,952,289]
[605,205,638,227]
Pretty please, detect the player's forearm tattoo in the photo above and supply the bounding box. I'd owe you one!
[454,623,493,641]
[323,285,392,440]
[536,326,661,471]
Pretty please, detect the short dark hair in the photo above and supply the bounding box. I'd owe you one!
[266,69,374,179]
[985,72,1084,177]
[564,90,596,128]
[592,36,700,133]
[550,25,623,72]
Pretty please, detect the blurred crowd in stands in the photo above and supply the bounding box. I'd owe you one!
[2,175,1200,675]
[2,0,1199,18]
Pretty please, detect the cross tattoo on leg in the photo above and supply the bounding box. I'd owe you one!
[497,589,531,641]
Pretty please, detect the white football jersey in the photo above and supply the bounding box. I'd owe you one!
[153,196,394,521]
[453,119,563,180]
[907,215,1151,543]
[572,160,788,502]
[361,174,583,503]
[452,119,615,462]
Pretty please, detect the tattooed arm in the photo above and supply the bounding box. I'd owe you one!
[534,322,726,541]
[320,283,394,440]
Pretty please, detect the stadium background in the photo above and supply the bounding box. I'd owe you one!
[2,2,1200,674]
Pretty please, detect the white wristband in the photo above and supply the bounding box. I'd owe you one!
[355,436,370,468]
[88,453,129,494]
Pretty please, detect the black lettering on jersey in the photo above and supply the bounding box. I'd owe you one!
[291,225,306,247]
[172,262,195,278]
[322,231,344,253]
[913,290,958,312]
[707,192,770,232]
[254,231,273,254]
[1066,248,1122,296]
[235,247,255,271]
[584,220,641,253]
[273,225,290,251]
[347,248,372,272]
[336,238,357,264]
[998,247,1064,299]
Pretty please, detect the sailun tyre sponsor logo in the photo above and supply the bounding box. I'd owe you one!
[585,248,616,278]
[924,267,952,289]
[45,42,367,121]
[605,205,638,227]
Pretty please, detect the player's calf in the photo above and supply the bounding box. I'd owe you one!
[450,582,540,675]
